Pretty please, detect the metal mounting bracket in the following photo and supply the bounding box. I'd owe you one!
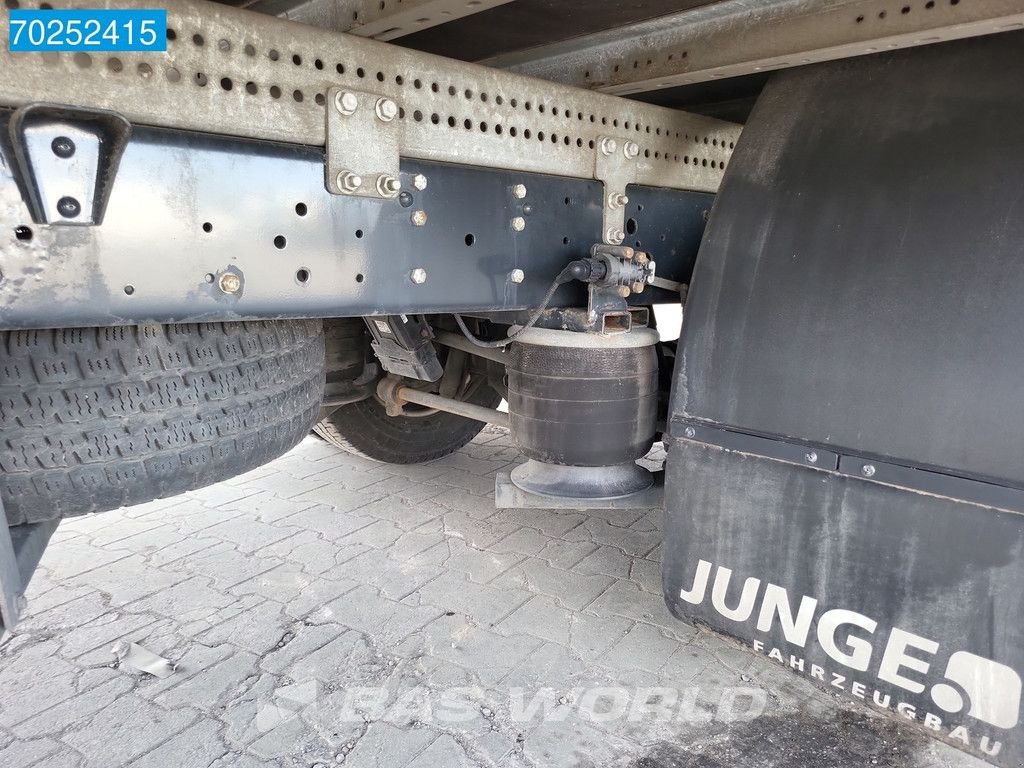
[594,134,640,245]
[325,87,402,199]
[8,104,130,226]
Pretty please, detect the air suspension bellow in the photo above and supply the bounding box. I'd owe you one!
[506,326,659,500]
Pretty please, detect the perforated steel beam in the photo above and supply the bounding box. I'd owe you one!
[0,0,739,196]
[252,0,515,41]
[484,0,1024,95]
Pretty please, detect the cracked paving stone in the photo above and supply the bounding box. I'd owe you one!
[14,675,135,739]
[61,693,198,766]
[491,558,614,612]
[404,733,477,767]
[318,584,441,644]
[0,641,91,727]
[0,735,62,766]
[257,622,349,675]
[216,490,317,524]
[165,543,284,590]
[342,721,436,768]
[572,545,633,580]
[325,550,443,601]
[204,518,305,555]
[599,623,682,674]
[413,572,531,626]
[128,717,229,768]
[272,504,377,542]
[230,563,316,604]
[358,494,446,530]
[155,651,261,710]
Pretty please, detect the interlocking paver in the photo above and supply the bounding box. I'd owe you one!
[61,693,197,766]
[3,433,986,768]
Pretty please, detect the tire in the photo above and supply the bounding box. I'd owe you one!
[313,383,501,464]
[0,321,325,526]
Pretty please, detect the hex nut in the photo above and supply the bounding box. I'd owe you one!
[608,192,629,209]
[623,141,640,159]
[511,216,526,232]
[375,97,398,122]
[411,210,428,226]
[600,137,617,156]
[509,268,525,283]
[218,273,241,294]
[335,91,358,115]
[605,227,625,244]
[512,184,527,199]
[337,171,362,193]
[412,174,428,191]
[410,268,427,284]
[376,175,401,198]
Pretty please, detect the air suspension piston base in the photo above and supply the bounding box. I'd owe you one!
[506,326,659,502]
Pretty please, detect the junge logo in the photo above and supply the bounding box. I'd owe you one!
[679,559,1022,731]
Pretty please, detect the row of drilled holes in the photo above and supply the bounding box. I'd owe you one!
[57,49,734,164]
[598,0,967,79]
[856,0,959,22]
[409,110,726,167]
[165,26,735,149]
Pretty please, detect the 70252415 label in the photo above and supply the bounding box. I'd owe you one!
[8,9,167,52]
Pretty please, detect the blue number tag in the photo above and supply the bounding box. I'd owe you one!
[8,9,168,52]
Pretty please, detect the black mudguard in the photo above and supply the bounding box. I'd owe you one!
[663,32,1024,765]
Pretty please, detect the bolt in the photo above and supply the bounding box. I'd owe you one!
[861,464,877,478]
[335,91,358,115]
[805,451,818,464]
[608,192,629,209]
[375,97,398,122]
[336,171,362,193]
[51,136,75,158]
[617,285,631,298]
[632,280,646,294]
[412,174,428,191]
[634,252,649,265]
[376,174,401,198]
[512,183,527,199]
[56,196,80,218]
[509,268,525,283]
[684,426,696,439]
[511,216,526,232]
[623,140,640,159]
[218,272,241,294]
[411,210,428,226]
[600,137,617,156]
[605,227,625,245]
[410,268,427,284]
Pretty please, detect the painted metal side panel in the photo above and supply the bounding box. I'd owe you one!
[0,123,712,329]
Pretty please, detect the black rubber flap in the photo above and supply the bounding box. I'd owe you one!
[674,31,1024,487]
[664,33,1024,765]
[663,442,1024,765]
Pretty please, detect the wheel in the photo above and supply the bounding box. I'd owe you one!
[0,320,325,526]
[314,382,502,464]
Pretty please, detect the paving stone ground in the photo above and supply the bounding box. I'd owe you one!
[0,428,988,768]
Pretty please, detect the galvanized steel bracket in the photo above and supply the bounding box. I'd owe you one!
[594,135,640,245]
[325,87,402,200]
